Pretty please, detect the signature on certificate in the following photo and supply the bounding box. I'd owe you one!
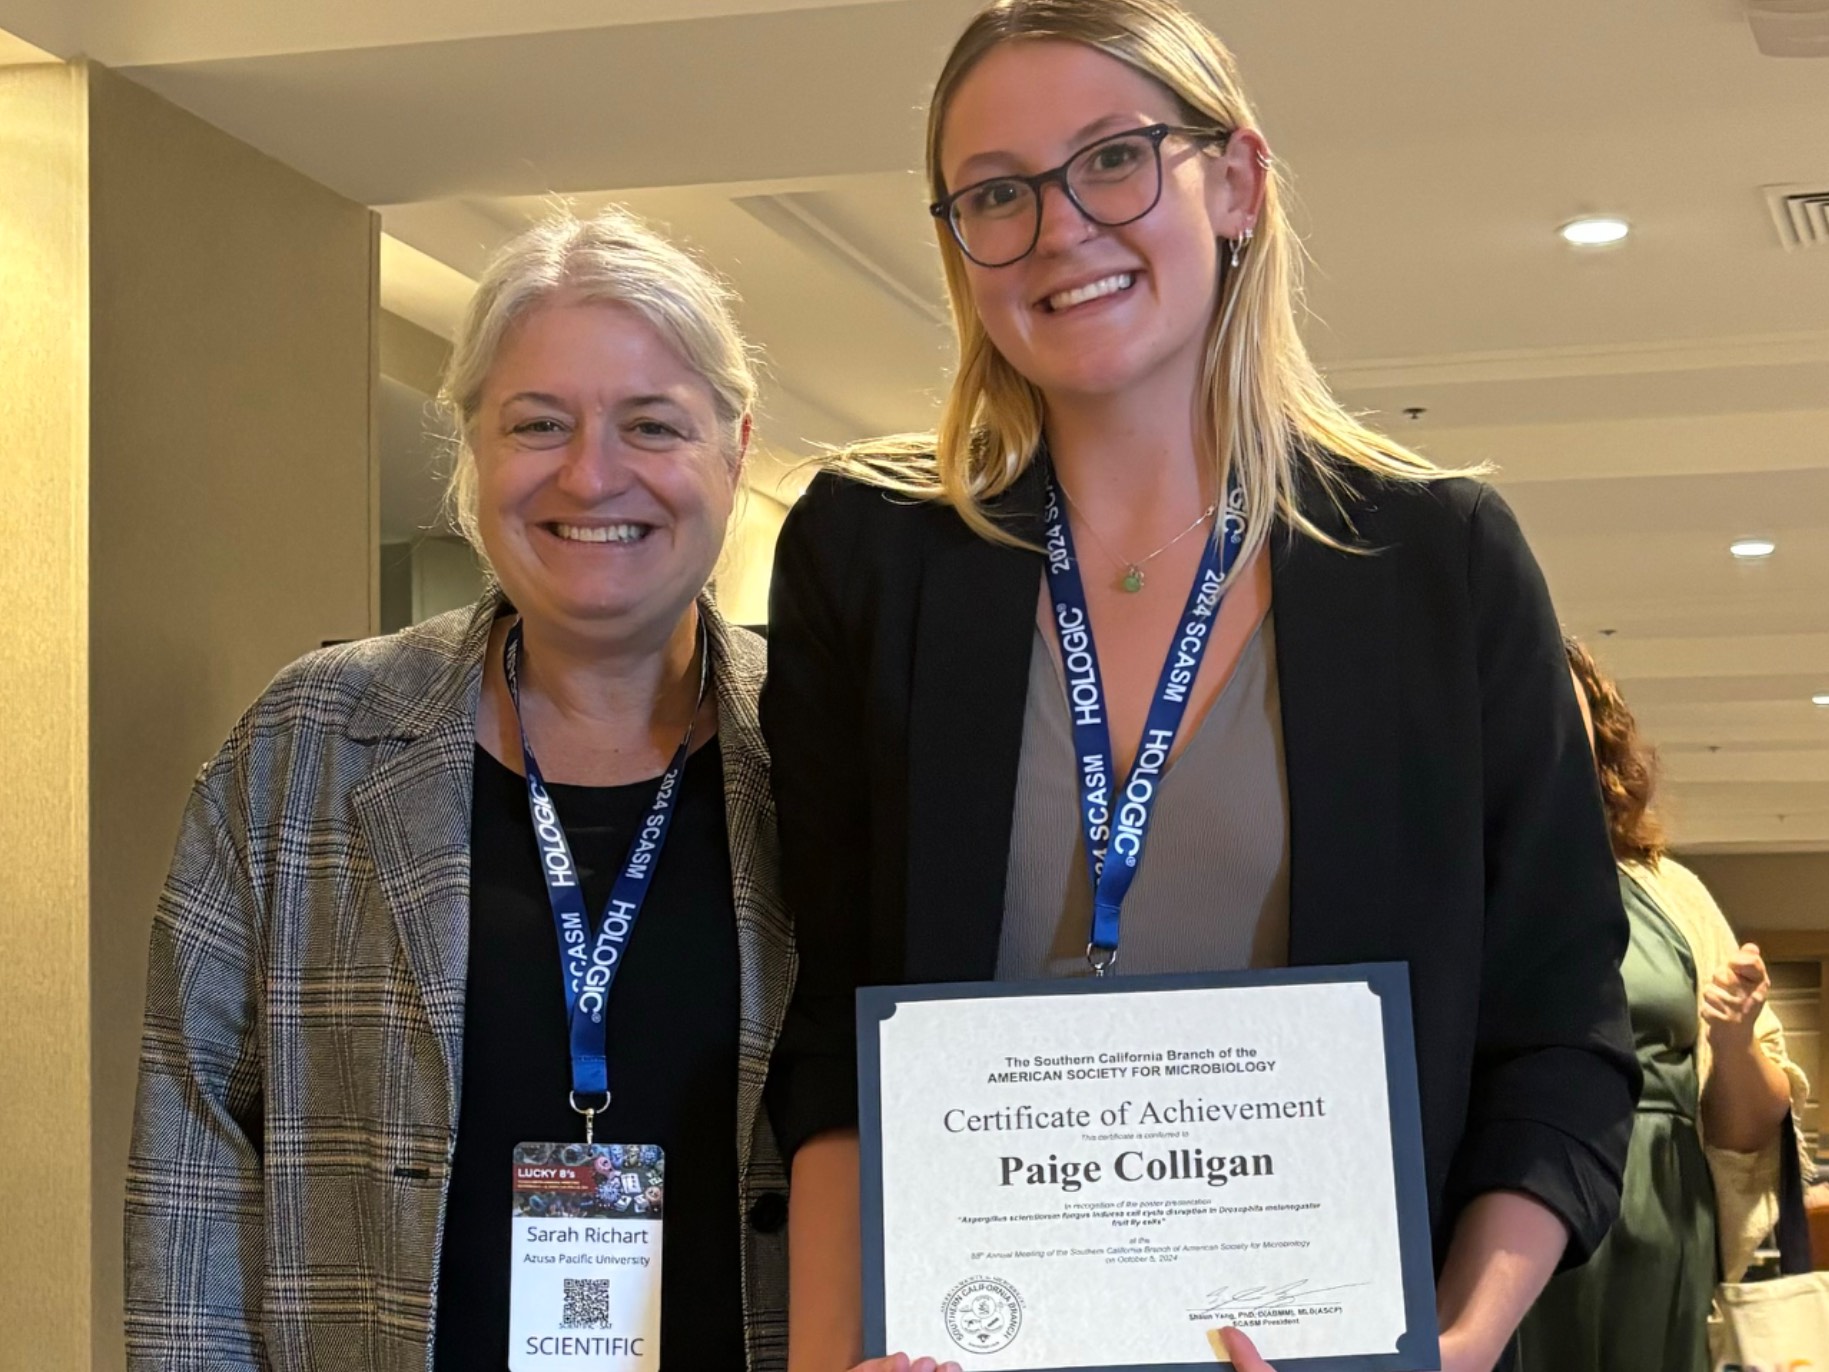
[1188,1277,1366,1317]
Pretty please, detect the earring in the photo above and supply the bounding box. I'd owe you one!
[1230,225,1254,269]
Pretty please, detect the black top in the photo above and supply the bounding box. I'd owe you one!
[761,461,1640,1281]
[433,740,745,1370]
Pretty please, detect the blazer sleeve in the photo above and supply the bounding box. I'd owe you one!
[761,478,872,1163]
[1445,485,1641,1267]
[124,750,269,1370]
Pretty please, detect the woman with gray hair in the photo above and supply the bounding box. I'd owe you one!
[125,207,791,1371]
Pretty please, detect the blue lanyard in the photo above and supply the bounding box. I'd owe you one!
[1041,473,1246,974]
[503,618,708,1128]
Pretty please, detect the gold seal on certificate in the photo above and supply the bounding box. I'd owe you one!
[857,965,1438,1371]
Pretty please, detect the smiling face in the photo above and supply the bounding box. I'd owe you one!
[473,295,742,649]
[938,39,1245,405]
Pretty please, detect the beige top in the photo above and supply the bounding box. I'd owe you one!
[1624,856,1812,1282]
[996,609,1290,979]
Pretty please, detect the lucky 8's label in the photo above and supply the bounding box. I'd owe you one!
[509,1142,664,1370]
[942,1276,1025,1355]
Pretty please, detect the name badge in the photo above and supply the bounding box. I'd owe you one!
[509,1142,664,1370]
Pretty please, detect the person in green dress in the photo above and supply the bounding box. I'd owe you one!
[1516,638,1808,1372]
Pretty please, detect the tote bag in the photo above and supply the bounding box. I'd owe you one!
[1710,1114,1829,1371]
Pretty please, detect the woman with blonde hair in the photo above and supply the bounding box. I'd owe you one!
[1514,640,1806,1372]
[126,208,792,1371]
[761,2,1637,1369]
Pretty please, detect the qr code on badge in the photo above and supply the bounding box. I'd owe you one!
[561,1278,613,1330]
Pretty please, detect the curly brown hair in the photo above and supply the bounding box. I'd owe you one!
[1565,636,1667,865]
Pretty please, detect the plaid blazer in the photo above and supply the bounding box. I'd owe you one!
[125,593,793,1371]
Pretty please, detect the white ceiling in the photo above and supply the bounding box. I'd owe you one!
[9,0,1828,850]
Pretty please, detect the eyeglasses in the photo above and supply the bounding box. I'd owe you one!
[931,122,1230,269]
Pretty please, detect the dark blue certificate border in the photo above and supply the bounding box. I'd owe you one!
[856,963,1439,1372]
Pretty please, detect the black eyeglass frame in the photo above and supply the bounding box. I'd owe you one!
[930,122,1231,268]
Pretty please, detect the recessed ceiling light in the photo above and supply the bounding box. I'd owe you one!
[1730,538,1777,559]
[1559,215,1631,247]
[1813,693,1829,708]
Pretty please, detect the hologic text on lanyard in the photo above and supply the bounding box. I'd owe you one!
[503,617,709,1140]
[1041,471,1246,975]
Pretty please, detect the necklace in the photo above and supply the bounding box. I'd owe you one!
[1059,486,1219,593]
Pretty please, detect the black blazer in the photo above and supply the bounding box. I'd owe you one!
[761,458,1637,1268]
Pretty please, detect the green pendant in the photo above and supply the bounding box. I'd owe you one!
[1120,566,1145,593]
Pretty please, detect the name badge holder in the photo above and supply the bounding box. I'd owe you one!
[500,617,708,1371]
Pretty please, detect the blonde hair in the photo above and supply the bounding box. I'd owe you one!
[438,206,757,557]
[841,0,1456,559]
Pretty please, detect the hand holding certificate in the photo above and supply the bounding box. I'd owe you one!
[857,966,1439,1371]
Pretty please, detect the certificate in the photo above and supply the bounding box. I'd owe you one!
[857,964,1438,1371]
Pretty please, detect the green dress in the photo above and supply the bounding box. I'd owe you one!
[1515,870,1717,1372]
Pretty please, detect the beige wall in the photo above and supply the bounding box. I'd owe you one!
[1681,852,1829,935]
[379,306,450,397]
[84,64,378,1372]
[716,485,788,628]
[412,534,487,621]
[0,60,95,1372]
[0,60,377,1371]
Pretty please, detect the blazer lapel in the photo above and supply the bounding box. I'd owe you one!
[1271,490,1404,968]
[904,472,1047,983]
[347,597,495,1114]
[700,599,794,1179]
[351,717,478,1111]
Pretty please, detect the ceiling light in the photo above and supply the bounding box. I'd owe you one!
[1813,694,1829,708]
[1559,215,1631,247]
[1730,538,1777,560]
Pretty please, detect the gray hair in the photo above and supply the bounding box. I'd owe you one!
[438,206,758,553]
